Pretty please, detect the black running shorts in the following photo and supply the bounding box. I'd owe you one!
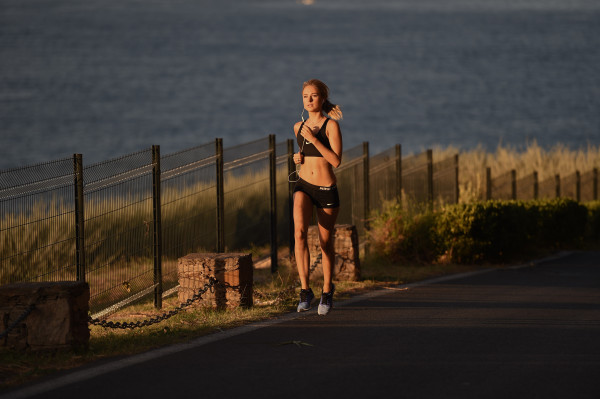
[293,178,340,209]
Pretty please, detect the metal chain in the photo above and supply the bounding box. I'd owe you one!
[309,252,322,273]
[0,304,35,339]
[89,277,241,330]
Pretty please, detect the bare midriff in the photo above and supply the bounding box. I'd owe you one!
[298,157,336,187]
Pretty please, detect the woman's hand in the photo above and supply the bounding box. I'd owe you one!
[293,151,304,165]
[300,123,317,144]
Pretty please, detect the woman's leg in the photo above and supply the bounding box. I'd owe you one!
[293,191,313,290]
[316,206,339,293]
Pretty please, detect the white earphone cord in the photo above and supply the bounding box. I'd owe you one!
[288,109,307,183]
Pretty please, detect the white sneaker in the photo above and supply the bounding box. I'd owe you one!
[317,284,335,316]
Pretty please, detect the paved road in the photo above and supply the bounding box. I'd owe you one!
[4,251,600,399]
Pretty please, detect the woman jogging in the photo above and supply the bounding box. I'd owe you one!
[292,79,343,316]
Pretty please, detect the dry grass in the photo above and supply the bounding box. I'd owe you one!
[430,141,600,202]
[4,143,598,281]
[0,166,292,313]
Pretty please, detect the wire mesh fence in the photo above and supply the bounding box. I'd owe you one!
[161,142,217,295]
[82,149,155,314]
[581,169,598,202]
[433,155,458,207]
[561,171,580,201]
[0,157,77,285]
[1,137,598,316]
[516,172,537,201]
[490,170,516,200]
[538,174,559,199]
[484,168,599,203]
[369,146,399,213]
[336,144,367,236]
[275,140,293,256]
[222,137,272,251]
[401,151,431,211]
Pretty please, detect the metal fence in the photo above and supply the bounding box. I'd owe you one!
[399,149,459,210]
[4,140,596,312]
[580,169,599,202]
[276,140,294,257]
[369,146,400,214]
[0,157,77,285]
[433,154,459,206]
[160,142,217,301]
[82,148,156,313]
[485,167,599,202]
[0,138,482,316]
[402,151,430,206]
[336,143,369,236]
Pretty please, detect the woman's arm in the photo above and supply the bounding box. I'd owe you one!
[293,121,305,165]
[293,121,303,137]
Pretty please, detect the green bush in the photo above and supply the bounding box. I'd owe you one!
[525,198,588,247]
[586,201,600,241]
[368,202,441,263]
[369,198,592,264]
[436,201,536,263]
[438,199,589,263]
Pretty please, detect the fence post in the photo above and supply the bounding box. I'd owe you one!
[151,145,163,309]
[269,134,278,273]
[511,169,516,200]
[576,170,581,202]
[555,174,561,198]
[73,154,86,282]
[454,154,459,204]
[216,138,224,252]
[594,168,598,201]
[486,167,492,200]
[395,144,402,206]
[426,149,433,210]
[287,139,295,258]
[533,171,539,200]
[363,142,370,233]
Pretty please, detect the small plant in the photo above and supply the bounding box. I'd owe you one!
[368,201,440,263]
[586,201,600,241]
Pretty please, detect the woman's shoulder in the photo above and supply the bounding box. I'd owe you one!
[326,118,340,128]
[325,118,341,135]
[293,120,304,135]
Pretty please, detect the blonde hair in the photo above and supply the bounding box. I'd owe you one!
[302,79,343,120]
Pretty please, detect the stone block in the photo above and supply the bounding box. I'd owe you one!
[307,224,361,281]
[178,253,253,309]
[0,282,90,351]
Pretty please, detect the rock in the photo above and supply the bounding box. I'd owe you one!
[0,282,89,351]
[178,253,253,309]
[306,224,361,281]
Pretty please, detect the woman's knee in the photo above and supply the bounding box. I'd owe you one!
[319,234,334,252]
[295,226,308,243]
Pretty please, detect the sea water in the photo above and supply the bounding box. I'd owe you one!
[1,0,599,169]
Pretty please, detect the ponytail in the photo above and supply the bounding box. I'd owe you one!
[323,99,343,121]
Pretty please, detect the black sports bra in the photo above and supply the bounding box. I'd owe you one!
[297,118,331,157]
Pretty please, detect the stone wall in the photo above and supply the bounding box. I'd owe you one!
[0,282,90,351]
[307,224,361,281]
[178,253,253,309]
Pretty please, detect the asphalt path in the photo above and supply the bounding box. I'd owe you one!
[3,251,600,399]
